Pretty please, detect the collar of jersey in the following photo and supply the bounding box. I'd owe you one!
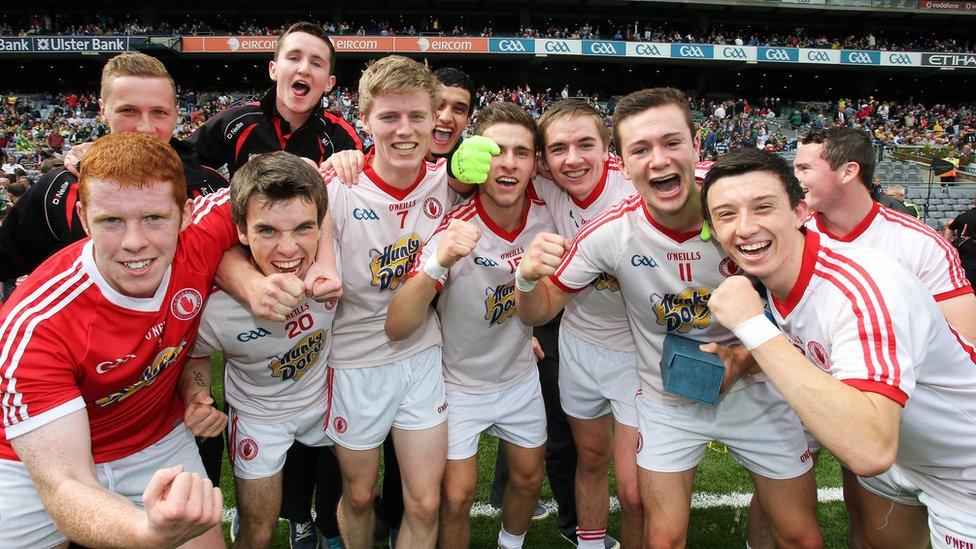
[474,191,531,243]
[813,201,879,243]
[569,161,610,209]
[81,240,171,312]
[641,202,701,243]
[771,228,820,318]
[362,150,428,202]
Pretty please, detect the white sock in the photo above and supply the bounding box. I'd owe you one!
[498,526,526,549]
[577,526,607,549]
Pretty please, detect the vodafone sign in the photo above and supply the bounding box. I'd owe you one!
[182,35,487,54]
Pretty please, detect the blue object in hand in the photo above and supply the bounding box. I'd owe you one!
[661,333,726,406]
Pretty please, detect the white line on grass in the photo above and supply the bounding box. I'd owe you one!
[220,488,844,522]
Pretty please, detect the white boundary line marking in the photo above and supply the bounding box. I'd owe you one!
[220,488,844,522]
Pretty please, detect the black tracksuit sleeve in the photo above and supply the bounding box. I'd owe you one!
[186,113,231,171]
[0,171,75,279]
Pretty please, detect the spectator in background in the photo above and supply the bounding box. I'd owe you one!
[945,197,976,285]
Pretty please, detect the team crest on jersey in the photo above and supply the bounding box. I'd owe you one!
[651,287,712,333]
[370,233,422,292]
[423,197,443,219]
[594,273,621,292]
[484,282,517,327]
[269,329,325,381]
[333,416,348,434]
[95,341,187,407]
[806,340,831,371]
[718,257,743,277]
[238,438,259,461]
[171,288,204,321]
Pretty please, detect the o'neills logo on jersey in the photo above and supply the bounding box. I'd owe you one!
[594,273,620,292]
[484,282,517,327]
[370,233,422,292]
[95,341,186,407]
[171,288,204,321]
[652,287,711,333]
[269,329,325,381]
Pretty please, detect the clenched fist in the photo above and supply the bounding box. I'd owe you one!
[708,275,765,330]
[518,232,570,282]
[249,273,305,321]
[436,219,482,269]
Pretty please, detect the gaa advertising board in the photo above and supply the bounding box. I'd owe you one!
[176,35,974,70]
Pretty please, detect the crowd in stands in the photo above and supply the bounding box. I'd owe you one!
[2,13,973,53]
[1,87,974,206]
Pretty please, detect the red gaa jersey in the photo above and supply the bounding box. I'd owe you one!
[0,190,237,463]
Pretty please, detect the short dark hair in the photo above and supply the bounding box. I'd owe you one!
[539,99,611,149]
[701,148,805,222]
[230,151,329,230]
[275,22,336,74]
[7,181,26,199]
[472,102,538,151]
[800,127,875,189]
[612,87,694,151]
[434,67,476,113]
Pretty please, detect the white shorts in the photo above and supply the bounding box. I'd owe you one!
[558,327,639,427]
[0,424,206,549]
[326,345,447,450]
[446,372,548,460]
[859,466,976,548]
[228,405,332,479]
[635,382,812,480]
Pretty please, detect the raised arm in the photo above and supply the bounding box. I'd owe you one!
[386,219,481,341]
[515,232,577,326]
[708,276,901,476]
[10,410,222,549]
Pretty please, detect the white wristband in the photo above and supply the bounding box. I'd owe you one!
[732,314,781,351]
[515,268,538,292]
[422,254,449,282]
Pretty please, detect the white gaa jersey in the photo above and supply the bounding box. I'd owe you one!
[192,293,336,423]
[769,230,976,514]
[551,195,762,405]
[412,193,555,394]
[328,157,459,369]
[808,203,972,301]
[533,158,637,351]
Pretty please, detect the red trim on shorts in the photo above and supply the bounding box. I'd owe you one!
[324,367,335,432]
